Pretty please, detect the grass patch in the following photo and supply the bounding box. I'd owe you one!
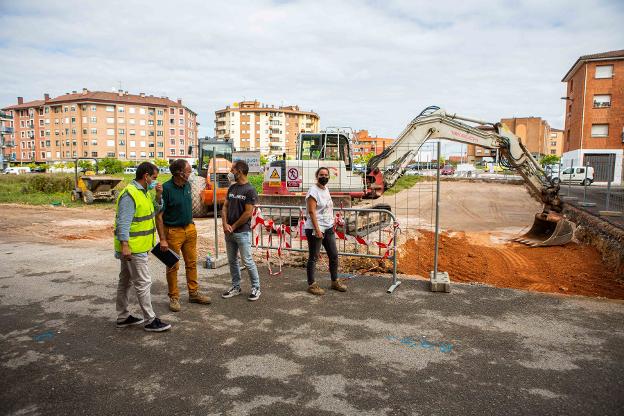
[384,174,424,195]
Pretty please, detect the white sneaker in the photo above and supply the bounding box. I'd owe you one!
[248,287,261,301]
[222,286,242,299]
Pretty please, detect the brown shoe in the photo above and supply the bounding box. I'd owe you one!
[169,297,181,312]
[307,282,325,296]
[189,291,211,304]
[331,280,347,292]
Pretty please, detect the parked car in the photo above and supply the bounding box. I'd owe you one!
[159,166,170,174]
[123,167,137,175]
[552,166,594,186]
[3,166,31,175]
[440,165,455,175]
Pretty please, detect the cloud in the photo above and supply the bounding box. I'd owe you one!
[1,0,623,141]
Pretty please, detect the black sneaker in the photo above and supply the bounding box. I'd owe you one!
[144,318,171,332]
[116,315,144,328]
[248,287,261,301]
[222,286,242,299]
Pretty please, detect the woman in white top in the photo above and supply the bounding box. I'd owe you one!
[304,167,347,296]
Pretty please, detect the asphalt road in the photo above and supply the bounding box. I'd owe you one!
[1,240,623,415]
[561,184,624,228]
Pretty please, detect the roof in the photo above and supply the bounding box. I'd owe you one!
[3,91,194,113]
[215,103,318,118]
[3,100,45,110]
[562,49,624,82]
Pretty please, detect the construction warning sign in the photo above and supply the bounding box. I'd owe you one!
[286,167,302,188]
[265,166,282,187]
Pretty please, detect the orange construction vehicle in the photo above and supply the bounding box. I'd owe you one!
[191,138,234,217]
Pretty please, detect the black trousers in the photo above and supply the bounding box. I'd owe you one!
[305,228,339,285]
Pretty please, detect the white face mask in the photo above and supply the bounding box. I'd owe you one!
[227,172,236,182]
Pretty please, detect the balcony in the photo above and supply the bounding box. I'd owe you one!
[2,141,16,147]
[0,126,14,134]
[0,111,13,119]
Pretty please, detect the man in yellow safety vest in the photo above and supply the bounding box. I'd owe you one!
[114,161,171,332]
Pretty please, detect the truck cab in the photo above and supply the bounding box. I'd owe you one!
[192,139,234,216]
[263,130,365,198]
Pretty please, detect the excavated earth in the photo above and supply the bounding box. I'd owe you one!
[397,230,624,300]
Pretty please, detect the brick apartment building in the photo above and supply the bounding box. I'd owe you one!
[352,130,394,159]
[0,109,15,169]
[561,49,624,184]
[1,89,199,165]
[214,101,319,157]
[548,128,564,157]
[466,117,560,162]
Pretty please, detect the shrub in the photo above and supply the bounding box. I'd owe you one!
[25,174,74,193]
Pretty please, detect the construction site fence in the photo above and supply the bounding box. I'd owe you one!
[554,157,624,227]
[251,204,400,293]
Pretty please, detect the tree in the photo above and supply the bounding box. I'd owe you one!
[78,160,94,172]
[540,154,560,166]
[354,151,375,165]
[260,155,269,166]
[99,157,124,174]
[153,158,169,168]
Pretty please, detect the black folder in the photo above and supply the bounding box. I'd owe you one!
[151,243,180,268]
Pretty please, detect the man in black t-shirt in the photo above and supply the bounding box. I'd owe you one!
[221,160,261,301]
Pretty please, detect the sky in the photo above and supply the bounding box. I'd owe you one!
[1,0,623,146]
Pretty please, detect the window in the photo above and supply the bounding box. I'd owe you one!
[157,152,164,158]
[107,140,115,146]
[106,117,115,124]
[65,117,69,124]
[179,129,184,136]
[119,152,126,158]
[179,148,185,156]
[139,119,146,126]
[148,120,154,126]
[157,110,163,116]
[591,124,609,137]
[119,140,125,145]
[140,141,146,147]
[595,65,614,79]
[82,128,88,135]
[70,105,76,112]
[170,148,176,156]
[170,118,175,124]
[170,108,175,115]
[169,128,175,135]
[129,129,136,136]
[157,130,163,136]
[157,120,163,126]
[118,106,125,113]
[140,130,146,137]
[91,128,97,134]
[130,141,136,147]
[106,106,115,112]
[107,152,115,157]
[118,129,125,135]
[593,95,611,108]
[118,118,125,124]
[130,151,136,158]
[179,118,184,126]
[179,138,185,145]
[149,152,154,158]
[550,141,557,146]
[106,129,115,136]
[139,108,146,115]
[90,117,97,123]
[91,139,97,145]
[550,149,556,155]
[157,142,163,147]
[82,116,87,123]
[149,131,154,137]
[129,118,135,125]
[140,151,146,157]
[64,106,68,113]
[170,138,176,145]
[81,105,87,111]
[39,119,44,126]
[149,142,155,147]
[91,105,97,111]
[71,117,76,123]
[129,107,135,114]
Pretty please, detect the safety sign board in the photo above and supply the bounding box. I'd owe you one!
[286,167,302,188]
[265,166,282,187]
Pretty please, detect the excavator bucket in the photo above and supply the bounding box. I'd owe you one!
[512,213,574,247]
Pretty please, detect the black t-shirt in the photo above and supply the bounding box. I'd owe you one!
[226,182,258,233]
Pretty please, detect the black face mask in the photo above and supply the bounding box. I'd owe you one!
[318,177,329,186]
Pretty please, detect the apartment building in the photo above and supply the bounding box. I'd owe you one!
[562,49,624,184]
[466,117,554,162]
[548,128,564,157]
[352,130,394,158]
[0,110,15,169]
[1,89,199,164]
[214,101,319,157]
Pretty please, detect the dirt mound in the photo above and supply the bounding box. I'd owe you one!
[396,230,624,299]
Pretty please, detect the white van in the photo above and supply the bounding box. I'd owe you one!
[124,167,137,175]
[3,166,31,175]
[552,166,594,186]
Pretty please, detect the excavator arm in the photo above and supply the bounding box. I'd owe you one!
[365,106,573,246]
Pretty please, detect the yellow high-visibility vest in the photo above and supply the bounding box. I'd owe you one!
[114,183,156,254]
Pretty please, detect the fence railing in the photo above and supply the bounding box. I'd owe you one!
[251,204,402,293]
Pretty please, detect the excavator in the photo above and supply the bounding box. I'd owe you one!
[260,106,574,247]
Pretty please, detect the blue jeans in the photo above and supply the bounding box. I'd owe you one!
[225,231,260,289]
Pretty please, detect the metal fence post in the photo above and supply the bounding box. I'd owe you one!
[213,146,219,259]
[430,141,450,292]
[579,161,596,207]
[567,159,573,197]
[606,154,613,211]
